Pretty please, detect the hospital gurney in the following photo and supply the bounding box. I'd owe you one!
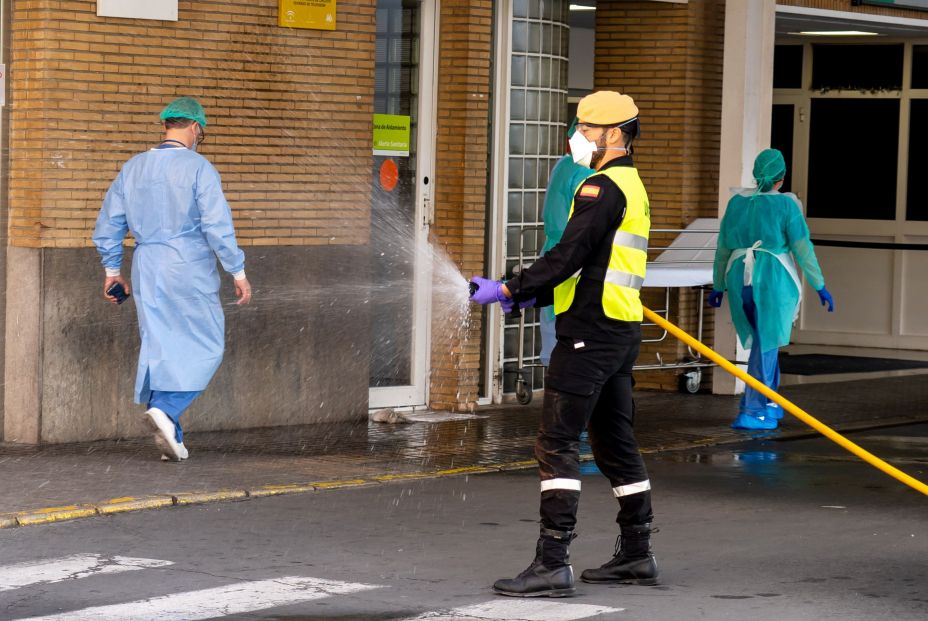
[638,217,719,394]
[506,218,720,404]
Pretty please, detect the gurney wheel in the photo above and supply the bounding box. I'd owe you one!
[678,368,702,394]
[515,372,533,405]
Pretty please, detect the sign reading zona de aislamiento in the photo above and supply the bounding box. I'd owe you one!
[373,114,411,157]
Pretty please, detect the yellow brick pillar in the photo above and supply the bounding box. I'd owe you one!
[428,0,493,412]
[595,0,726,391]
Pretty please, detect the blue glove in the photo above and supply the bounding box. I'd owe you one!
[708,290,724,308]
[817,286,834,312]
[500,296,536,315]
[469,276,506,305]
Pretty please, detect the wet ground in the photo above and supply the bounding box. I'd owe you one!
[0,423,925,620]
[1,374,927,520]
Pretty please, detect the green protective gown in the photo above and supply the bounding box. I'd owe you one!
[713,190,825,352]
[540,154,594,323]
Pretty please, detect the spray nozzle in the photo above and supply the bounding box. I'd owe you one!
[468,282,478,297]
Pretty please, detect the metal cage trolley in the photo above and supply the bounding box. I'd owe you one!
[505,219,720,403]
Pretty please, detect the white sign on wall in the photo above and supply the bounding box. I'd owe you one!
[97,1,178,21]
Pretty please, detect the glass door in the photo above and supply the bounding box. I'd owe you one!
[369,0,436,408]
[774,41,928,350]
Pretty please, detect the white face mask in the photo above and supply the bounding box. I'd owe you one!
[569,131,597,168]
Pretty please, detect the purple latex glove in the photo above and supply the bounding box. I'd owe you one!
[469,276,506,305]
[500,296,536,315]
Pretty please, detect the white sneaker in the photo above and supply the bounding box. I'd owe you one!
[145,408,188,461]
[160,446,189,461]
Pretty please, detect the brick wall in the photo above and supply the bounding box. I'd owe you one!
[10,0,377,249]
[428,0,493,412]
[595,0,725,391]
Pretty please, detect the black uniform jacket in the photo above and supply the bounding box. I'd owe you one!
[505,156,640,345]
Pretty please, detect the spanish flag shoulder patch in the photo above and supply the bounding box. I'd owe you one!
[578,184,601,199]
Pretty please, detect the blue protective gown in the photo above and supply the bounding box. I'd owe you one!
[713,190,825,353]
[539,155,593,365]
[93,146,245,405]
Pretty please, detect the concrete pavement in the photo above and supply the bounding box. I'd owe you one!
[1,425,925,620]
[1,374,926,528]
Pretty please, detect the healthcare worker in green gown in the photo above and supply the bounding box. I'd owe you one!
[708,149,834,430]
[539,118,594,366]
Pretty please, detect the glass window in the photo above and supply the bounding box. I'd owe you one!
[528,22,541,53]
[912,46,928,89]
[508,192,523,223]
[523,193,537,222]
[773,45,803,89]
[770,104,794,193]
[807,99,899,220]
[510,90,526,121]
[509,157,524,188]
[812,44,903,91]
[907,100,928,221]
[509,124,525,154]
[512,21,528,53]
[511,55,525,87]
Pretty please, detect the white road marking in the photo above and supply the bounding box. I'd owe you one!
[401,599,624,620]
[16,576,380,621]
[0,554,173,592]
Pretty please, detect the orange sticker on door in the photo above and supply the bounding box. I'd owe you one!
[380,159,399,192]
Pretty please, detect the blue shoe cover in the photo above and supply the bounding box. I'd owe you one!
[731,413,778,431]
[765,403,784,420]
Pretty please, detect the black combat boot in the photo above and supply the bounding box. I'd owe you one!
[493,528,576,597]
[580,523,659,585]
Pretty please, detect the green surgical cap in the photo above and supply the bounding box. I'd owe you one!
[159,97,207,127]
[753,148,786,193]
[566,116,579,139]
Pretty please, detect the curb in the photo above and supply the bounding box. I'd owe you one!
[0,468,537,531]
[2,416,923,530]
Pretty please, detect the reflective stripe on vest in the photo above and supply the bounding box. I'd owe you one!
[553,166,651,322]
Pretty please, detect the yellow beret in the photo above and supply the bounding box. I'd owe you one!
[577,90,638,125]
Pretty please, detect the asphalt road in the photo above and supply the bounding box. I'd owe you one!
[1,425,926,620]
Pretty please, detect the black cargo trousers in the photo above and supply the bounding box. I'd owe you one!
[536,334,653,534]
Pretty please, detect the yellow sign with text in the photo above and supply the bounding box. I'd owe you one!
[279,0,336,30]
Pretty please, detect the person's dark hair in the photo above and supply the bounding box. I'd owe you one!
[163,117,195,129]
[619,118,639,155]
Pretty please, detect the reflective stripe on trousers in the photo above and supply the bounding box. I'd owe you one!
[541,478,582,493]
[612,479,651,498]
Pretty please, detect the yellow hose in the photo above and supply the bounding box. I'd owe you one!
[642,306,928,497]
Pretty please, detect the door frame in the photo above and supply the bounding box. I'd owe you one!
[369,0,440,409]
[774,36,928,349]
[482,0,513,404]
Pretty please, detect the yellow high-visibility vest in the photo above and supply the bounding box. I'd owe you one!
[553,166,650,322]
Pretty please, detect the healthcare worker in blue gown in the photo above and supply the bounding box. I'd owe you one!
[709,148,833,431]
[539,119,594,366]
[93,97,252,461]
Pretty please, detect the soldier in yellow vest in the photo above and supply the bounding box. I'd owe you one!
[470,91,657,597]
